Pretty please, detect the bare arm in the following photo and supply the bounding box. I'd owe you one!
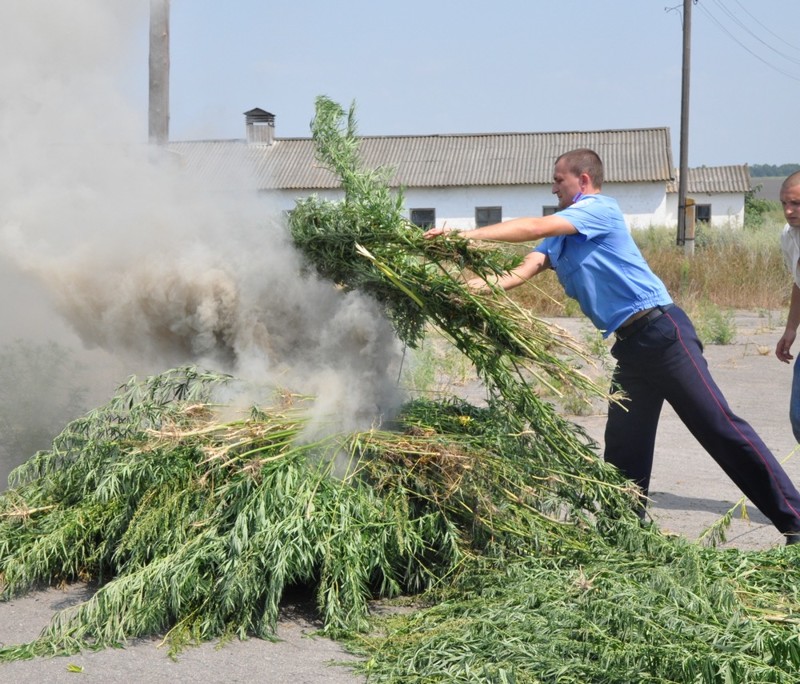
[466,251,550,292]
[424,215,577,242]
[777,282,800,363]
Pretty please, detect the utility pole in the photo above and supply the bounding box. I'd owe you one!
[677,0,693,253]
[148,0,170,145]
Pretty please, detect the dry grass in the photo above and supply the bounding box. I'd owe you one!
[507,216,790,316]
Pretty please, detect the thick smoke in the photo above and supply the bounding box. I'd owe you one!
[0,1,406,483]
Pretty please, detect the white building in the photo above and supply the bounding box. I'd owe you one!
[169,109,750,230]
[665,166,750,228]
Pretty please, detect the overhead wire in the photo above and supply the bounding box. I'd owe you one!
[729,0,800,55]
[696,0,800,82]
[709,0,800,65]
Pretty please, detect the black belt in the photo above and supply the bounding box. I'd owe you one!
[614,304,674,340]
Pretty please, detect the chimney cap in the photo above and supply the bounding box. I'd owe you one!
[244,108,275,124]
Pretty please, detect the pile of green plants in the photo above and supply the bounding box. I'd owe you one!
[0,365,639,661]
[2,96,800,682]
[351,541,800,683]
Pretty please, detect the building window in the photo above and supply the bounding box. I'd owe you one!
[542,206,558,216]
[696,204,711,223]
[475,206,502,227]
[410,208,436,229]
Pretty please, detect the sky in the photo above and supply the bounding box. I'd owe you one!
[153,0,800,168]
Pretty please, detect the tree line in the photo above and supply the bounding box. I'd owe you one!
[750,163,800,177]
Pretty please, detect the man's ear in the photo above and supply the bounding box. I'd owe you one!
[578,172,593,191]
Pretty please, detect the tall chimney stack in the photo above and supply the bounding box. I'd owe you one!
[149,0,170,145]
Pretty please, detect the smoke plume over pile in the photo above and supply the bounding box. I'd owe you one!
[0,2,405,483]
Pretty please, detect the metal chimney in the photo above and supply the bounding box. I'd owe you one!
[244,108,276,145]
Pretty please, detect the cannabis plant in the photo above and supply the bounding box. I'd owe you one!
[2,96,800,684]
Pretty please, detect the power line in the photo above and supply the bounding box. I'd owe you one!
[709,0,800,66]
[729,0,800,54]
[696,1,800,82]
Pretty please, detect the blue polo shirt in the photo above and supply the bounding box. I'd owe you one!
[533,194,672,337]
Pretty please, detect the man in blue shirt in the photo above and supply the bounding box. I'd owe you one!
[425,148,800,544]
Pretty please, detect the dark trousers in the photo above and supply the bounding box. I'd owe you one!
[605,304,800,534]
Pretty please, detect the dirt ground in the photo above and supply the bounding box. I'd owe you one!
[1,309,797,682]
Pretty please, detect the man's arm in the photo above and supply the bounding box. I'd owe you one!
[466,251,550,292]
[424,215,577,242]
[777,282,800,363]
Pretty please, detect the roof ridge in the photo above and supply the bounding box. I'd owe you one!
[265,127,672,143]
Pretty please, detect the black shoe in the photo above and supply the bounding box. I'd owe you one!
[785,532,800,545]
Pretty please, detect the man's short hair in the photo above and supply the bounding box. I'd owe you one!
[782,170,800,192]
[556,148,604,188]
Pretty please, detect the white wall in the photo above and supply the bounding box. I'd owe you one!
[401,186,554,229]
[664,192,745,228]
[267,188,342,211]
[607,182,670,229]
[402,182,669,231]
[263,183,744,231]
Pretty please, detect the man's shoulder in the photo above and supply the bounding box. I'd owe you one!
[586,193,618,208]
[566,193,617,213]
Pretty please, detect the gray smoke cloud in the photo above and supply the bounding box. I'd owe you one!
[0,1,406,483]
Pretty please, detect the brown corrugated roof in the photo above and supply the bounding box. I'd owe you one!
[169,127,675,190]
[666,165,751,194]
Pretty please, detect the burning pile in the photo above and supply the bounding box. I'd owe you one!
[1,97,800,682]
[0,366,635,661]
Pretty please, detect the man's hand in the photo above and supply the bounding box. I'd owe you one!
[423,225,462,239]
[776,329,796,363]
[465,276,490,292]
